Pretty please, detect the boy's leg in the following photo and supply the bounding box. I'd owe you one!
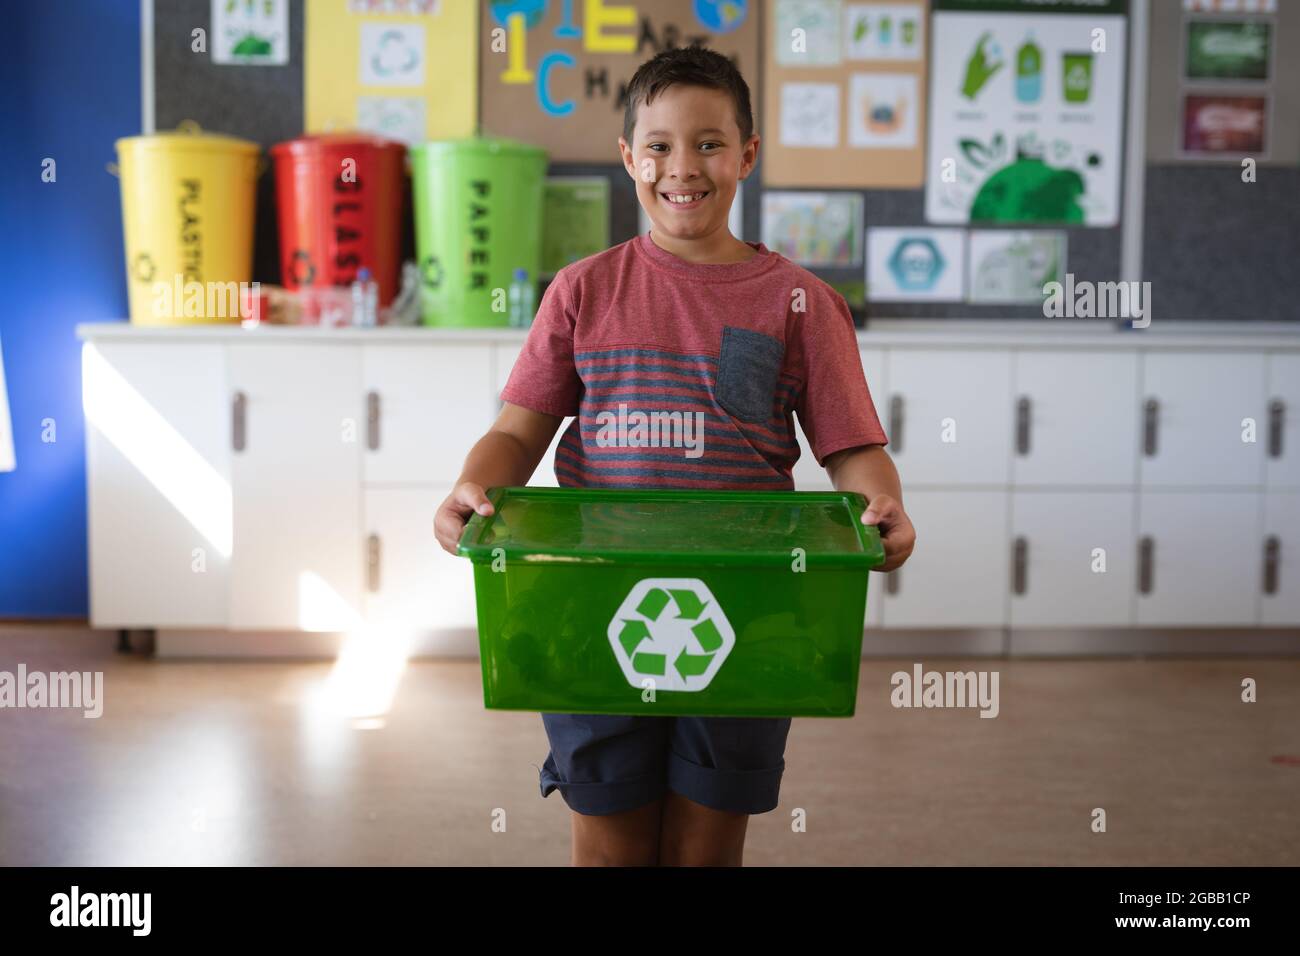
[538,713,672,866]
[658,716,793,867]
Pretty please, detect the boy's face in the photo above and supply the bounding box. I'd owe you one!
[619,84,758,243]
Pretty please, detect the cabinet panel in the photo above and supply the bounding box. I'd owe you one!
[1140,353,1266,488]
[885,350,1012,486]
[1136,491,1260,626]
[364,486,477,630]
[83,342,230,627]
[1265,353,1300,489]
[879,490,1009,628]
[363,344,494,484]
[1011,351,1139,487]
[1261,492,1300,626]
[1010,491,1136,627]
[228,345,362,631]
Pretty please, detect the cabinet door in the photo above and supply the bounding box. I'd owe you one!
[1010,491,1136,627]
[885,350,1012,486]
[1140,353,1266,488]
[83,341,230,627]
[364,487,478,630]
[1011,351,1139,487]
[1136,491,1260,626]
[228,344,362,631]
[1265,353,1300,490]
[1261,492,1300,626]
[879,490,1009,628]
[362,343,494,485]
[493,343,565,487]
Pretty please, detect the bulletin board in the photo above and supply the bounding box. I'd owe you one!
[304,0,478,145]
[478,0,760,163]
[762,0,930,188]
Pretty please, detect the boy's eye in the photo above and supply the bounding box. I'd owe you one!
[647,143,668,152]
[700,142,722,151]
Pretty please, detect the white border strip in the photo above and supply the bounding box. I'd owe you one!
[141,0,155,133]
[1121,0,1149,287]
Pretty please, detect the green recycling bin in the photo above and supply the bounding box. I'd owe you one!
[410,137,547,327]
[457,487,886,718]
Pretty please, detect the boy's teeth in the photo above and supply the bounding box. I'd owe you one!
[668,192,705,203]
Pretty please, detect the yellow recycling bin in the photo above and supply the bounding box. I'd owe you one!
[114,122,260,325]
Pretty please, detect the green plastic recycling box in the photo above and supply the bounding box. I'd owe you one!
[457,487,885,718]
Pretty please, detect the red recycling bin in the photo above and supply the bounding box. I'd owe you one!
[271,133,406,307]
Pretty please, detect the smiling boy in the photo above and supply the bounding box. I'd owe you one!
[435,46,914,866]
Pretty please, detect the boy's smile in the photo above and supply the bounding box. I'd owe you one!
[619,84,759,264]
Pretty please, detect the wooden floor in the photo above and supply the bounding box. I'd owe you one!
[1,625,1297,866]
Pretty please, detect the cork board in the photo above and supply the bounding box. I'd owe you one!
[762,0,929,188]
[478,0,760,163]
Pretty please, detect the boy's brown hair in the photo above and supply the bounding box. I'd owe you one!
[622,45,754,144]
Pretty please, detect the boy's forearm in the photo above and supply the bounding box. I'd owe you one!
[824,444,902,504]
[455,429,540,490]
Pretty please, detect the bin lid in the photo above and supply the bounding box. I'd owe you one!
[410,136,547,161]
[116,121,259,155]
[270,132,406,157]
[458,487,885,568]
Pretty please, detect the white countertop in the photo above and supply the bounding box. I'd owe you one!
[76,320,1300,350]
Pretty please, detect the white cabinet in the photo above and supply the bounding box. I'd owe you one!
[885,349,1013,486]
[227,345,363,631]
[1011,351,1139,487]
[879,490,1009,628]
[83,341,231,627]
[1010,491,1136,627]
[1261,492,1300,626]
[364,486,477,630]
[362,344,494,485]
[1140,353,1266,488]
[1265,353,1300,489]
[1136,491,1260,626]
[493,343,565,487]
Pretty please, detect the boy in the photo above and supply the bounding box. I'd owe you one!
[434,47,914,866]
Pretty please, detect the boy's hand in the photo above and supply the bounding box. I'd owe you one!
[434,482,494,556]
[861,494,915,573]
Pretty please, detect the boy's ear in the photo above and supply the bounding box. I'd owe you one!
[739,133,761,180]
[617,136,636,177]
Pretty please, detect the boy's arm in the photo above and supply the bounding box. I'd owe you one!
[433,403,564,554]
[824,444,915,572]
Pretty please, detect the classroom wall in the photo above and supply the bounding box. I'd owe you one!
[0,1,140,618]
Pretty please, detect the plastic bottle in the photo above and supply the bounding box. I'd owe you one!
[1016,34,1042,104]
[352,267,378,327]
[508,268,534,328]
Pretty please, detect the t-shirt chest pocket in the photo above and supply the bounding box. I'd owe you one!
[714,325,785,425]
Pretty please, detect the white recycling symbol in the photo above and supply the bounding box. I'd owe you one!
[607,577,735,693]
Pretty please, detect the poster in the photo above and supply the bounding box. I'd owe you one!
[967,230,1065,304]
[761,192,864,267]
[866,227,966,302]
[542,178,611,277]
[764,0,930,188]
[305,0,477,144]
[479,0,759,164]
[1184,20,1271,81]
[212,0,289,66]
[925,0,1127,227]
[1181,94,1268,155]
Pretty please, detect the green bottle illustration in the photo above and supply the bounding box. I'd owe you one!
[901,18,916,47]
[1016,34,1042,103]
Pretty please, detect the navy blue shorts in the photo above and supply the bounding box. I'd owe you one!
[538,713,793,816]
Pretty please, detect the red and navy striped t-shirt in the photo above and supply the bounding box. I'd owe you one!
[500,232,888,490]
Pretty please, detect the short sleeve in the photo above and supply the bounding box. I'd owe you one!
[499,270,582,417]
[794,287,888,467]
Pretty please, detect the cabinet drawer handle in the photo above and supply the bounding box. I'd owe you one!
[367,390,381,451]
[889,395,905,454]
[1263,535,1280,596]
[885,569,900,596]
[1015,396,1031,456]
[1012,536,1028,595]
[1142,398,1159,457]
[1138,535,1154,595]
[232,391,247,452]
[367,533,381,593]
[1268,399,1285,459]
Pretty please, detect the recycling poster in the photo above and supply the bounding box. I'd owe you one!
[925,0,1128,227]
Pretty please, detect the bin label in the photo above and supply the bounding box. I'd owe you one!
[607,578,735,693]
